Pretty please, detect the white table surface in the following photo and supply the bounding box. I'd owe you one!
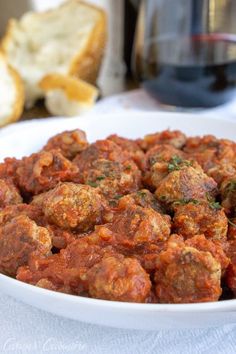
[2,89,236,354]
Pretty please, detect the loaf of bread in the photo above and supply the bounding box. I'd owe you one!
[1,0,106,108]
[0,53,24,127]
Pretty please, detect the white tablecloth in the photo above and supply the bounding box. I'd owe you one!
[2,89,236,354]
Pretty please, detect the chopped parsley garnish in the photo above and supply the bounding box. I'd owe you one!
[108,195,123,206]
[114,194,123,200]
[96,175,105,181]
[205,193,222,210]
[167,156,191,172]
[109,200,118,207]
[87,181,98,188]
[125,165,132,171]
[173,199,199,206]
[205,192,214,203]
[209,201,221,210]
[159,195,167,201]
[150,157,158,166]
[137,191,147,198]
[226,180,236,193]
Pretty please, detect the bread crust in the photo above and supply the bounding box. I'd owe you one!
[0,53,24,127]
[7,64,25,125]
[68,1,107,84]
[39,73,98,103]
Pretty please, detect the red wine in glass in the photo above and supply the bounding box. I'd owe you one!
[142,34,236,108]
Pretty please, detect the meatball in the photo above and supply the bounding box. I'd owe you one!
[73,139,130,173]
[0,179,22,208]
[0,203,46,226]
[185,235,229,274]
[143,144,185,190]
[107,203,171,246]
[145,144,186,170]
[16,150,78,195]
[155,165,217,208]
[17,253,84,295]
[107,134,146,170]
[0,215,52,276]
[118,189,163,213]
[88,255,151,302]
[0,157,20,183]
[173,201,228,241]
[220,177,236,214]
[184,135,236,172]
[43,129,88,160]
[39,182,106,231]
[138,130,186,151]
[154,245,222,303]
[73,139,142,199]
[207,162,236,185]
[17,238,116,295]
[82,159,141,200]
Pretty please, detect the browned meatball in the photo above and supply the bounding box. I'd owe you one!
[138,130,186,151]
[17,238,116,295]
[73,139,130,173]
[155,165,217,208]
[0,157,20,183]
[0,215,52,276]
[38,182,106,232]
[185,234,229,274]
[0,203,46,226]
[184,135,236,172]
[118,189,163,213]
[220,177,236,214]
[207,162,236,185]
[88,255,151,302]
[173,201,228,241]
[17,253,85,295]
[82,159,141,200]
[43,129,88,160]
[145,144,186,170]
[154,245,221,303]
[144,148,188,189]
[107,203,171,246]
[0,179,22,208]
[16,150,78,195]
[107,134,146,170]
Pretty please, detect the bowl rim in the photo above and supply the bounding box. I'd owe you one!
[1,273,236,312]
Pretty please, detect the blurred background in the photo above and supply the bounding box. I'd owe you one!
[1,0,236,122]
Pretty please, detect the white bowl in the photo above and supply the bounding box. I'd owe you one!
[0,111,236,330]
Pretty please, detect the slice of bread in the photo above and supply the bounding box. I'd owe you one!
[0,53,24,127]
[39,73,98,116]
[1,0,106,108]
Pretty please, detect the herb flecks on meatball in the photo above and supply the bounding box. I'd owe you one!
[36,182,106,232]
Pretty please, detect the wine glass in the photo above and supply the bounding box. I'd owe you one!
[133,0,236,108]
